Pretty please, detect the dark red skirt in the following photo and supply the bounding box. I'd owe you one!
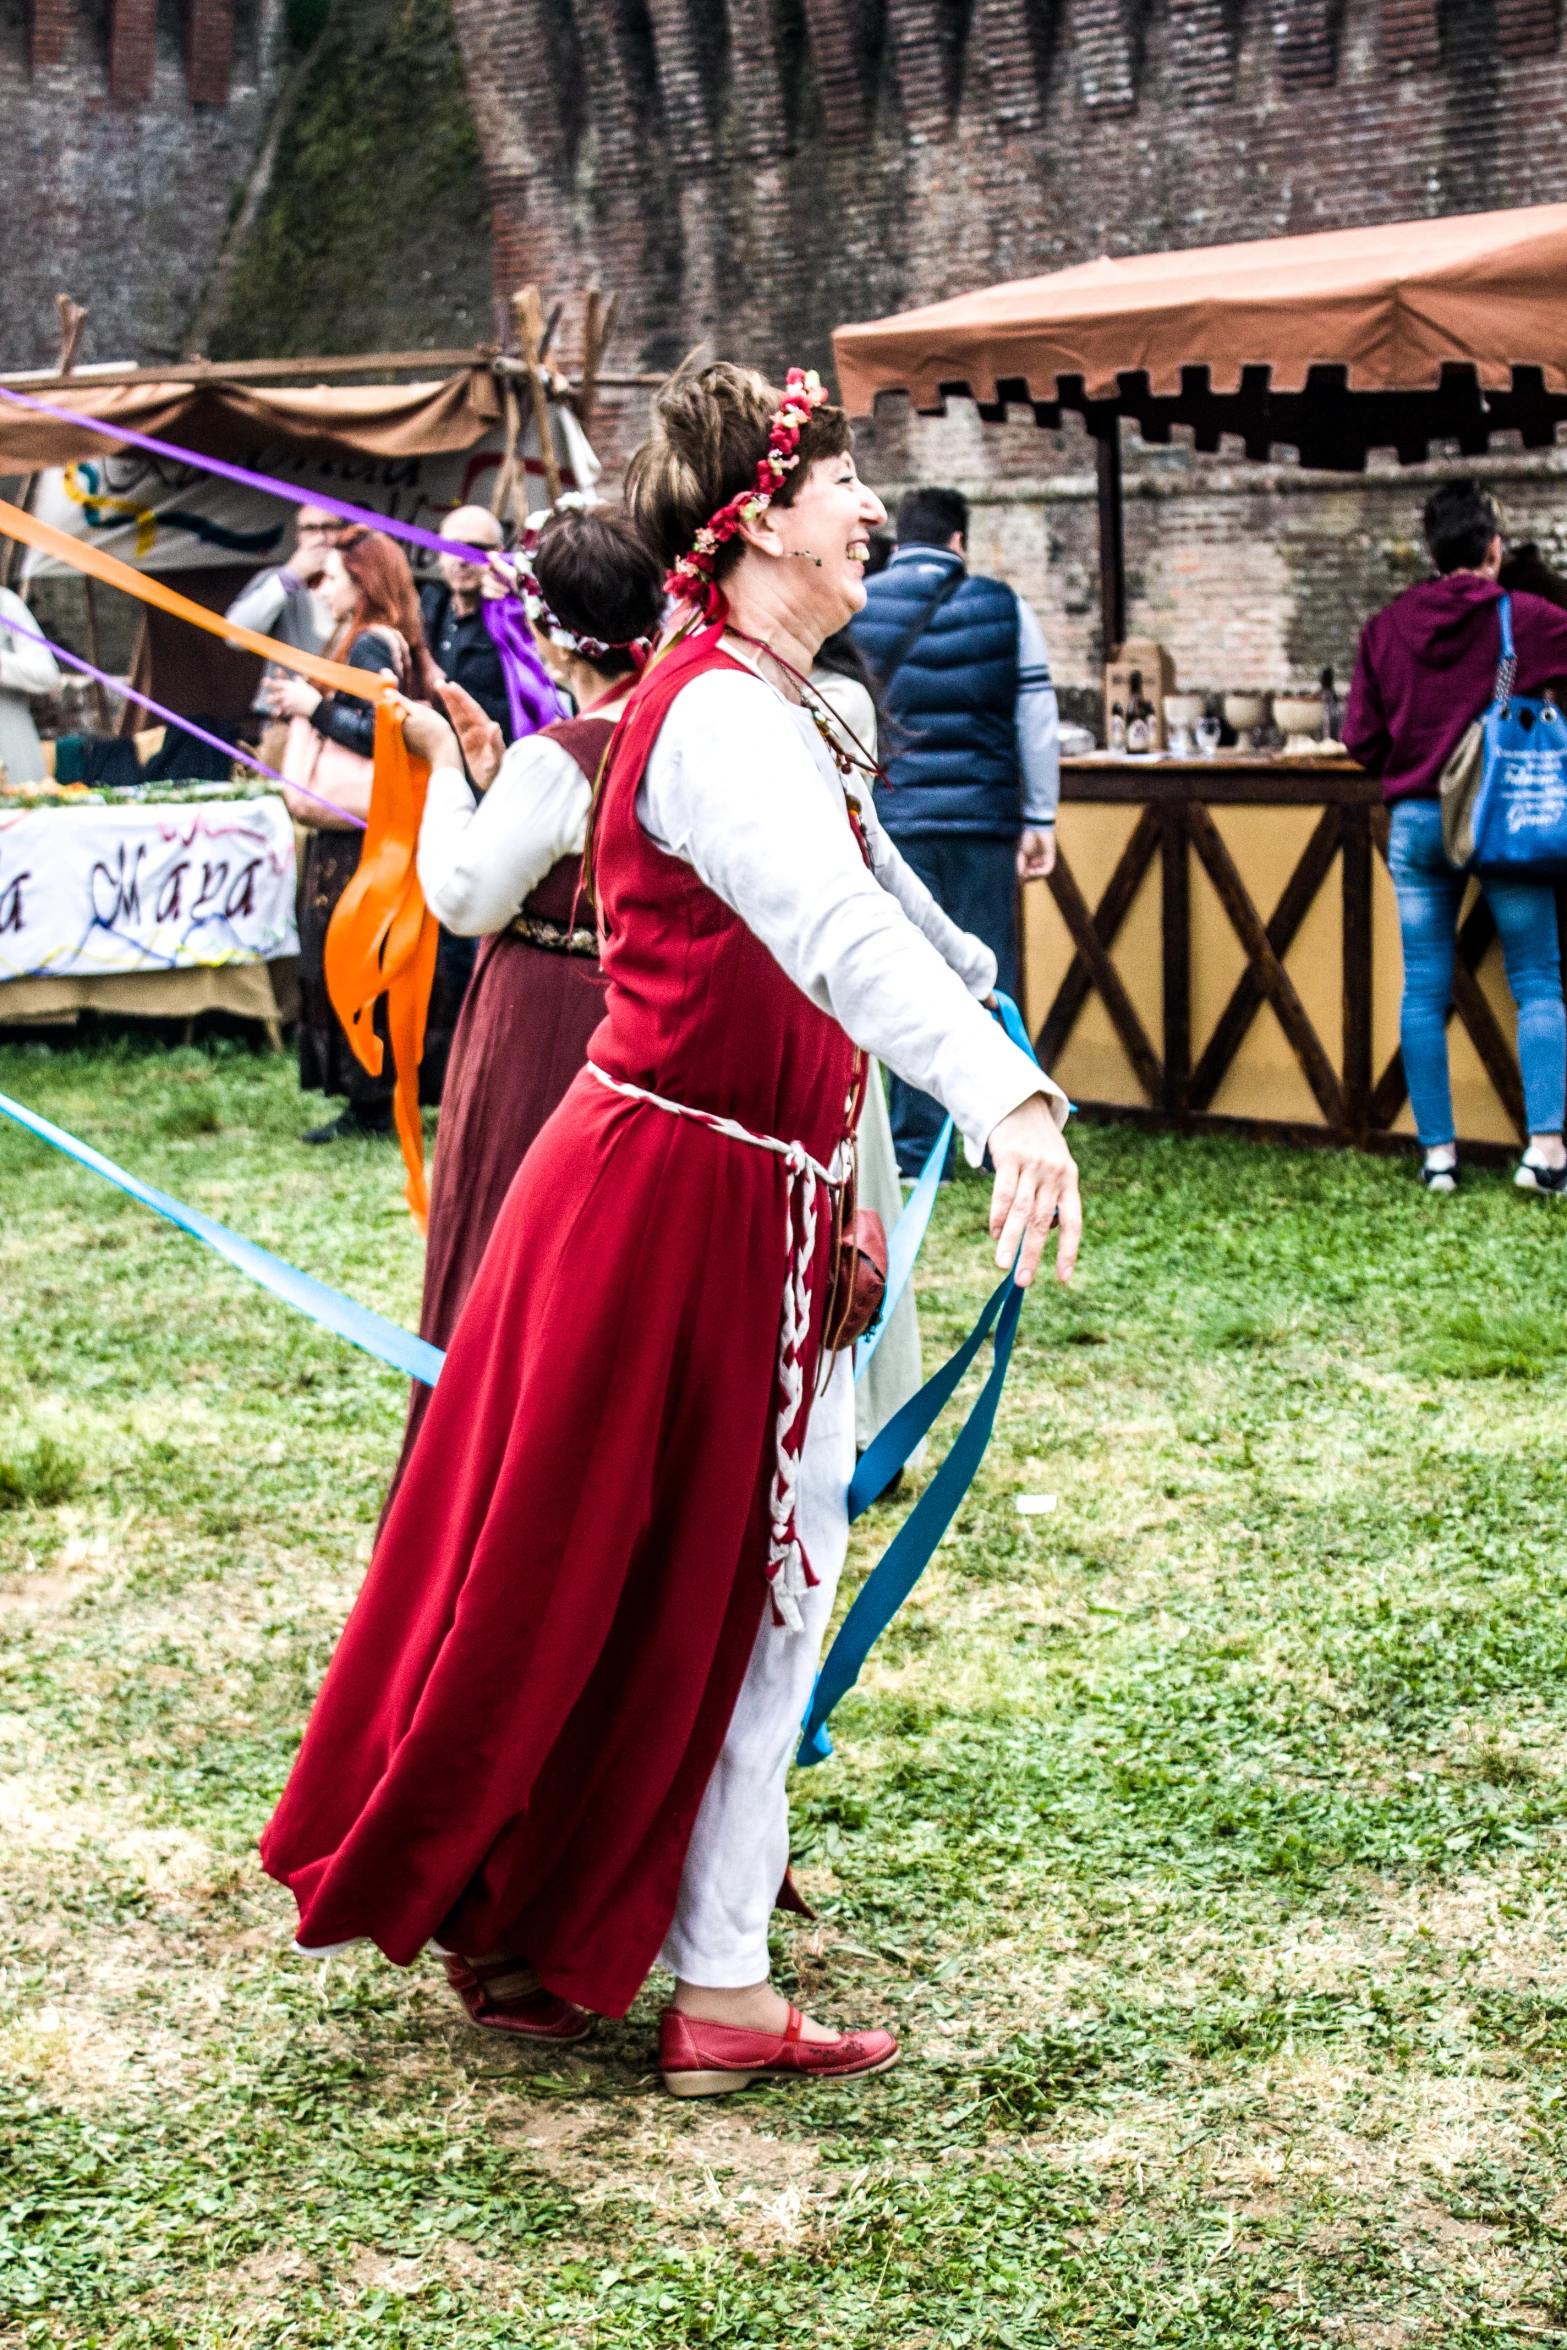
[395,927,607,1463]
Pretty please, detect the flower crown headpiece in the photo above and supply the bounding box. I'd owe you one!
[519,492,649,662]
[665,368,830,619]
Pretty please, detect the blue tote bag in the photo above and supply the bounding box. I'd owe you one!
[1449,593,1567,876]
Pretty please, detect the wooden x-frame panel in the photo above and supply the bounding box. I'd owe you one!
[1040,798,1355,1129]
[1034,770,1532,1149]
[1036,805,1163,1101]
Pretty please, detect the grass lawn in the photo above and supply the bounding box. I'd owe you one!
[6,1033,1567,2347]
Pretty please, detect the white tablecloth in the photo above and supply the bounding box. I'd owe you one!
[0,796,298,981]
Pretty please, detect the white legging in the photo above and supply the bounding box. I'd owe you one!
[659,1349,856,1987]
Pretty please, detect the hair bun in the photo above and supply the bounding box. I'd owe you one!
[626,361,849,579]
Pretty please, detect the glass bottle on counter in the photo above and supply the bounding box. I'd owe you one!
[1125,670,1152,755]
[1319,665,1339,742]
[1109,698,1127,753]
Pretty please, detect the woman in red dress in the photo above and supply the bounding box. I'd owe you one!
[261,363,1081,2096]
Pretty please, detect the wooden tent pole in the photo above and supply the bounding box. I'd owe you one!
[2,292,87,593]
[514,285,562,508]
[1094,412,1125,661]
[574,288,619,444]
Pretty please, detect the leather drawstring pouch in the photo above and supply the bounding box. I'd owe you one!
[832,1209,888,1349]
[821,1150,888,1353]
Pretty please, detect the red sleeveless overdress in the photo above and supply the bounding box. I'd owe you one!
[260,634,858,2017]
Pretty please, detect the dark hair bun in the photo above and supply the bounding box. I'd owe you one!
[532,508,664,678]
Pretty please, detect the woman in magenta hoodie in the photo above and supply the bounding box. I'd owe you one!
[1345,481,1567,1194]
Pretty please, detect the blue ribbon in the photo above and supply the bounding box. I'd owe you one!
[853,991,1034,1383]
[0,1089,444,1387]
[992,987,1034,1059]
[853,1113,952,1383]
[799,985,1057,1766]
[799,1270,1025,1766]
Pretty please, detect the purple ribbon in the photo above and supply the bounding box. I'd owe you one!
[0,605,368,830]
[0,380,510,565]
[482,594,566,740]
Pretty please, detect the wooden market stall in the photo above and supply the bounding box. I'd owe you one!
[0,290,652,1039]
[834,204,1567,1155]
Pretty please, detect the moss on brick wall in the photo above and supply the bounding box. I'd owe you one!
[209,0,492,360]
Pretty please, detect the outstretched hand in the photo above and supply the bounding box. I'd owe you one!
[986,1092,1081,1288]
[435,678,505,791]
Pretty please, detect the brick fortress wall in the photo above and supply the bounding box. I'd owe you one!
[452,0,1567,720]
[0,0,283,369]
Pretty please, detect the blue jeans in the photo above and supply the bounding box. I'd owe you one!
[885,833,1019,1175]
[1387,796,1566,1146]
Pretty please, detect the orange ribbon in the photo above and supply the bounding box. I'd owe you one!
[0,495,393,701]
[323,700,437,1226]
[0,491,439,1223]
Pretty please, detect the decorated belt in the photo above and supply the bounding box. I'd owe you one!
[507,912,599,958]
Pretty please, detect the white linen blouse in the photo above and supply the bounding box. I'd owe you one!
[637,662,1058,1164]
[416,734,590,936]
[420,656,1059,1162]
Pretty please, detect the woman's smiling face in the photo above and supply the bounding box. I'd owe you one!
[766,451,888,634]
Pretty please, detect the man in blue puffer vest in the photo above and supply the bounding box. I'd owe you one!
[850,486,1060,1174]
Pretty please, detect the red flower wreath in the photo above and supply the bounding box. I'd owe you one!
[665,368,830,620]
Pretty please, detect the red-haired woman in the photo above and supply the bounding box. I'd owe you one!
[267,529,463,1142]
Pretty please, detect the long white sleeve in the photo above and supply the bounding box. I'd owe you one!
[857,797,997,998]
[1015,598,1060,826]
[224,569,292,636]
[0,589,61,697]
[416,734,590,935]
[639,669,1060,1164]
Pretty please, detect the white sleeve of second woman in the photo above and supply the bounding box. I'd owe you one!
[416,735,590,936]
[638,669,1061,1164]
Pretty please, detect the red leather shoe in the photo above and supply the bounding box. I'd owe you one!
[659,2003,898,2097]
[442,1954,593,2043]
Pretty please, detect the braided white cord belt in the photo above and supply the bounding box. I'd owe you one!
[586,1059,835,1632]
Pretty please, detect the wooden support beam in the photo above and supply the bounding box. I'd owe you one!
[1340,802,1373,1136]
[0,354,665,393]
[514,285,562,509]
[1187,800,1347,1127]
[1036,804,1160,1069]
[1043,843,1164,1104]
[1094,419,1125,661]
[1160,799,1190,1116]
[1188,807,1341,1113]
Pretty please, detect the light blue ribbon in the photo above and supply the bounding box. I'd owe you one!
[853,1113,952,1383]
[854,990,1036,1382]
[799,985,1055,1766]
[0,1089,443,1387]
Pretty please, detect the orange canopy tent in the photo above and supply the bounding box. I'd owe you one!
[833,202,1567,651]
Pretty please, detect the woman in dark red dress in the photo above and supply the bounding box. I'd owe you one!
[262,364,1081,2096]
[394,510,664,1463]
